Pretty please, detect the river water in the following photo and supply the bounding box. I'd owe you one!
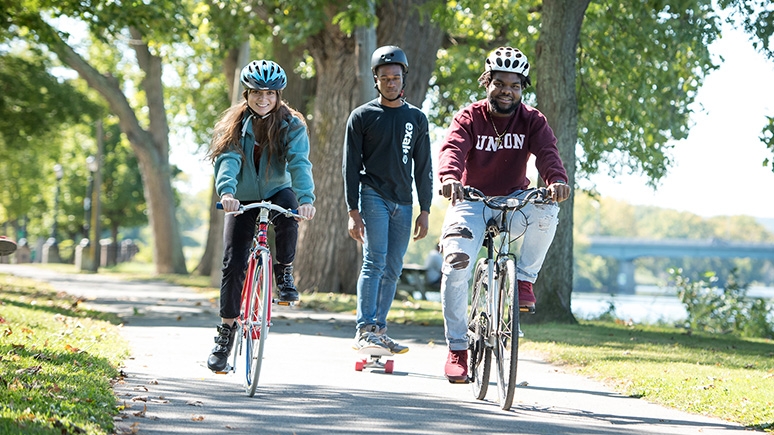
[568,285,774,324]
[417,285,774,325]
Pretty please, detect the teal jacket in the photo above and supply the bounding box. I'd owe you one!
[214,113,315,205]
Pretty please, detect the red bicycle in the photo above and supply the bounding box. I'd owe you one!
[217,201,304,397]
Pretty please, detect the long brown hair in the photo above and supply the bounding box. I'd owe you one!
[207,89,307,164]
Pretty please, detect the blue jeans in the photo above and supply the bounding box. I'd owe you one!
[439,190,560,350]
[356,185,413,332]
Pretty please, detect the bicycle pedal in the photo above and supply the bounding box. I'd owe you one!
[274,299,295,307]
[447,377,471,384]
[214,365,232,375]
[519,306,536,314]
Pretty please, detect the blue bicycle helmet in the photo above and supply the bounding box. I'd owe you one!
[240,60,287,91]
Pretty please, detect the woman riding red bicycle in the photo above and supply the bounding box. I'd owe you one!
[205,59,316,373]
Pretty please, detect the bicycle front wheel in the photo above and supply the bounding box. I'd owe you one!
[494,257,519,410]
[243,251,271,397]
[468,259,491,400]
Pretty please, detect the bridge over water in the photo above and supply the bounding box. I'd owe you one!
[586,236,774,293]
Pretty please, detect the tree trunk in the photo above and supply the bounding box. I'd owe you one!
[376,0,444,105]
[527,0,590,324]
[274,39,317,115]
[42,20,187,274]
[294,19,361,294]
[194,181,222,276]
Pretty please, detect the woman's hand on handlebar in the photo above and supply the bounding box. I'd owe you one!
[441,179,465,206]
[297,203,316,221]
[220,193,241,212]
[547,182,571,203]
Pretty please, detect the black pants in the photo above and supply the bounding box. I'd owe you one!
[219,188,299,319]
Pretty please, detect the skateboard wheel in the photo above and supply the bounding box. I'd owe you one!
[355,360,364,371]
[384,360,394,374]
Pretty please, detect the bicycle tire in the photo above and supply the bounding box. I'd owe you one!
[244,251,271,397]
[494,257,519,410]
[469,259,492,400]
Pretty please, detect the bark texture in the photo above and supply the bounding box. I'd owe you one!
[527,0,590,324]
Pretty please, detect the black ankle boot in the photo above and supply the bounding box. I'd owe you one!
[274,264,299,302]
[207,323,237,372]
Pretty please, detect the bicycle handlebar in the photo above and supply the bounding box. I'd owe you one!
[216,201,307,220]
[462,186,552,211]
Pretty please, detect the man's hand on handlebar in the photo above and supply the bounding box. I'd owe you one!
[547,182,571,203]
[220,193,241,212]
[441,179,465,206]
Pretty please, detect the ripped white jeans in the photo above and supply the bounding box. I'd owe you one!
[439,190,560,350]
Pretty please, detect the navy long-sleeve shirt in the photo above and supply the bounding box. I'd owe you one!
[343,99,433,213]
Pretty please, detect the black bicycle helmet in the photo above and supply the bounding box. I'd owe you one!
[240,60,287,91]
[371,45,409,75]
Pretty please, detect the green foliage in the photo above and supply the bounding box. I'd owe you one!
[100,119,147,237]
[577,1,721,184]
[0,53,102,227]
[0,54,101,151]
[719,0,774,59]
[670,267,774,338]
[762,114,774,172]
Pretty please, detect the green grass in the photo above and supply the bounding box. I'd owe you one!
[15,263,774,432]
[0,274,130,435]
[521,322,774,431]
[300,291,444,326]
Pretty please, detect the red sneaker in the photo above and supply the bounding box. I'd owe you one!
[444,349,468,382]
[518,280,536,309]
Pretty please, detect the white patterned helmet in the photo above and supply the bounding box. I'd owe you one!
[485,46,530,77]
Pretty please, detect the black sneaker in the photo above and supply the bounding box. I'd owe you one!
[274,264,299,302]
[207,323,237,372]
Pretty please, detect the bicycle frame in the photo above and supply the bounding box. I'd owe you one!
[241,207,274,334]
[218,201,303,397]
[465,187,550,410]
[482,213,514,348]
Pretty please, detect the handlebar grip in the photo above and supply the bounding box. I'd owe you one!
[216,202,223,210]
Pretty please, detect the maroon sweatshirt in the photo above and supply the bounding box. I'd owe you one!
[438,100,567,196]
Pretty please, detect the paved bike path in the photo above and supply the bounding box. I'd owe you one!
[0,264,755,435]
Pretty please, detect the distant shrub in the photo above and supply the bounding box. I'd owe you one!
[669,268,774,339]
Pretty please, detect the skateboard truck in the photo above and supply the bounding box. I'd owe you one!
[355,355,394,374]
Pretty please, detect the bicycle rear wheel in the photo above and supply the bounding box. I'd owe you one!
[494,257,519,410]
[243,251,271,397]
[469,259,492,400]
